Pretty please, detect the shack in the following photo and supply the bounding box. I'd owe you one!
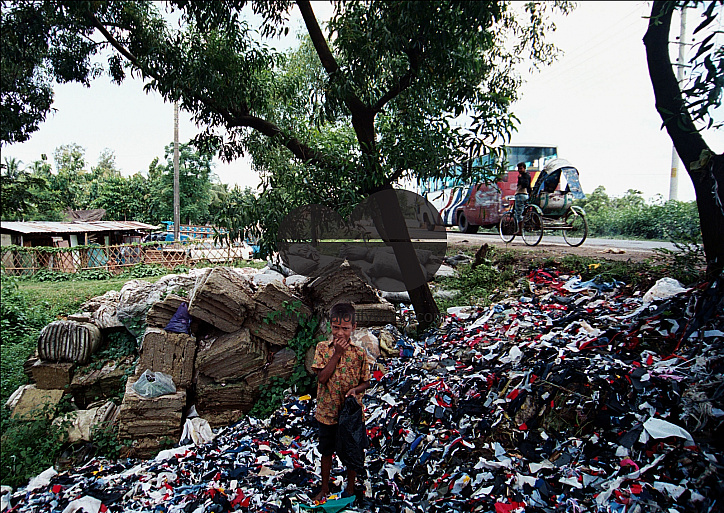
[0,221,160,275]
[0,221,159,248]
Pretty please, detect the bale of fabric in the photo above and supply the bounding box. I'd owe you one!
[353,301,396,327]
[136,328,197,387]
[118,376,185,442]
[30,361,75,390]
[195,328,267,381]
[69,355,135,409]
[188,267,256,332]
[245,348,297,389]
[305,261,380,316]
[195,377,259,428]
[37,321,102,364]
[244,283,311,346]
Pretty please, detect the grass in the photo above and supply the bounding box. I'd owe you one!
[17,278,140,317]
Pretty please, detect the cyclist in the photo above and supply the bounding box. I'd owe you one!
[514,162,532,233]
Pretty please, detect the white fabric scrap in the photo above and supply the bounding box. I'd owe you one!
[471,485,494,498]
[61,496,103,513]
[181,417,216,446]
[596,453,666,506]
[529,461,555,473]
[381,393,397,406]
[653,482,686,499]
[559,476,583,489]
[639,418,695,446]
[468,308,495,329]
[642,277,688,305]
[500,346,523,364]
[384,464,402,479]
[514,474,538,489]
[27,467,58,491]
[154,444,195,462]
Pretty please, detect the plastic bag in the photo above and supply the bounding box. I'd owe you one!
[165,302,191,334]
[335,396,368,473]
[132,370,176,398]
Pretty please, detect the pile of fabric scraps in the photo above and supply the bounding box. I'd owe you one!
[4,273,722,513]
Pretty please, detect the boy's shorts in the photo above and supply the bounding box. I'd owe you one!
[317,421,338,456]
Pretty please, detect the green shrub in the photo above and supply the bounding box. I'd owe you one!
[85,331,138,371]
[75,268,114,281]
[91,421,131,460]
[0,403,70,489]
[434,256,517,312]
[120,263,168,278]
[577,191,701,242]
[31,268,72,282]
[0,276,53,400]
[249,302,322,418]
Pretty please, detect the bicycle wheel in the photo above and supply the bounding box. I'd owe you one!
[563,207,588,247]
[499,212,517,243]
[521,208,543,246]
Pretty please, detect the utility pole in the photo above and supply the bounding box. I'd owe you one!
[173,100,180,241]
[669,7,687,201]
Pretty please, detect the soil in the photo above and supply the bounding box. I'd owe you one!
[447,235,657,264]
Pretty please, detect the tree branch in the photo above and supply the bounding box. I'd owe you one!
[643,1,708,167]
[296,0,372,142]
[88,8,350,181]
[86,12,141,69]
[372,48,422,113]
[227,112,339,169]
[296,0,338,74]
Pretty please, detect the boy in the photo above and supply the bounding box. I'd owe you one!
[311,303,370,503]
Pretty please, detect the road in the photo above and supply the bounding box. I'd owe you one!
[445,231,678,262]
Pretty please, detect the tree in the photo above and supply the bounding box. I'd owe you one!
[0,156,58,220]
[644,1,723,278]
[0,1,571,327]
[89,173,150,222]
[51,142,90,211]
[148,142,215,225]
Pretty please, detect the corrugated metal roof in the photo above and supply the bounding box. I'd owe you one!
[0,221,161,234]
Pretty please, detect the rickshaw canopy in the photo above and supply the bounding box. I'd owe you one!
[534,158,586,200]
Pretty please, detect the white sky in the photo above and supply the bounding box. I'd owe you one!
[3,1,721,203]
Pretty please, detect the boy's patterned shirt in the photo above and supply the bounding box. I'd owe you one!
[312,338,370,425]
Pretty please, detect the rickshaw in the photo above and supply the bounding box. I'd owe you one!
[499,158,588,246]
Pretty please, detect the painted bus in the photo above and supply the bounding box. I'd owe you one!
[421,145,559,233]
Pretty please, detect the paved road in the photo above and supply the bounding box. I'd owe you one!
[445,231,679,261]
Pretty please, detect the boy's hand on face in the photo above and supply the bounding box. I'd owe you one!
[333,336,350,356]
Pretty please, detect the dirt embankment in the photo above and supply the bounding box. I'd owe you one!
[447,232,664,264]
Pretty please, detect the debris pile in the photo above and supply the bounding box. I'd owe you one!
[7,263,394,455]
[4,271,723,512]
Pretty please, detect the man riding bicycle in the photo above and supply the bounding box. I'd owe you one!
[514,162,532,233]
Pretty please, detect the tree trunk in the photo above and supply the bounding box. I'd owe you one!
[298,0,441,326]
[367,187,441,330]
[644,1,724,278]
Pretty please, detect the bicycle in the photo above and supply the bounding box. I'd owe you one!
[499,203,543,246]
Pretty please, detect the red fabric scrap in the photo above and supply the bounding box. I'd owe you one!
[230,489,246,507]
[494,500,526,513]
